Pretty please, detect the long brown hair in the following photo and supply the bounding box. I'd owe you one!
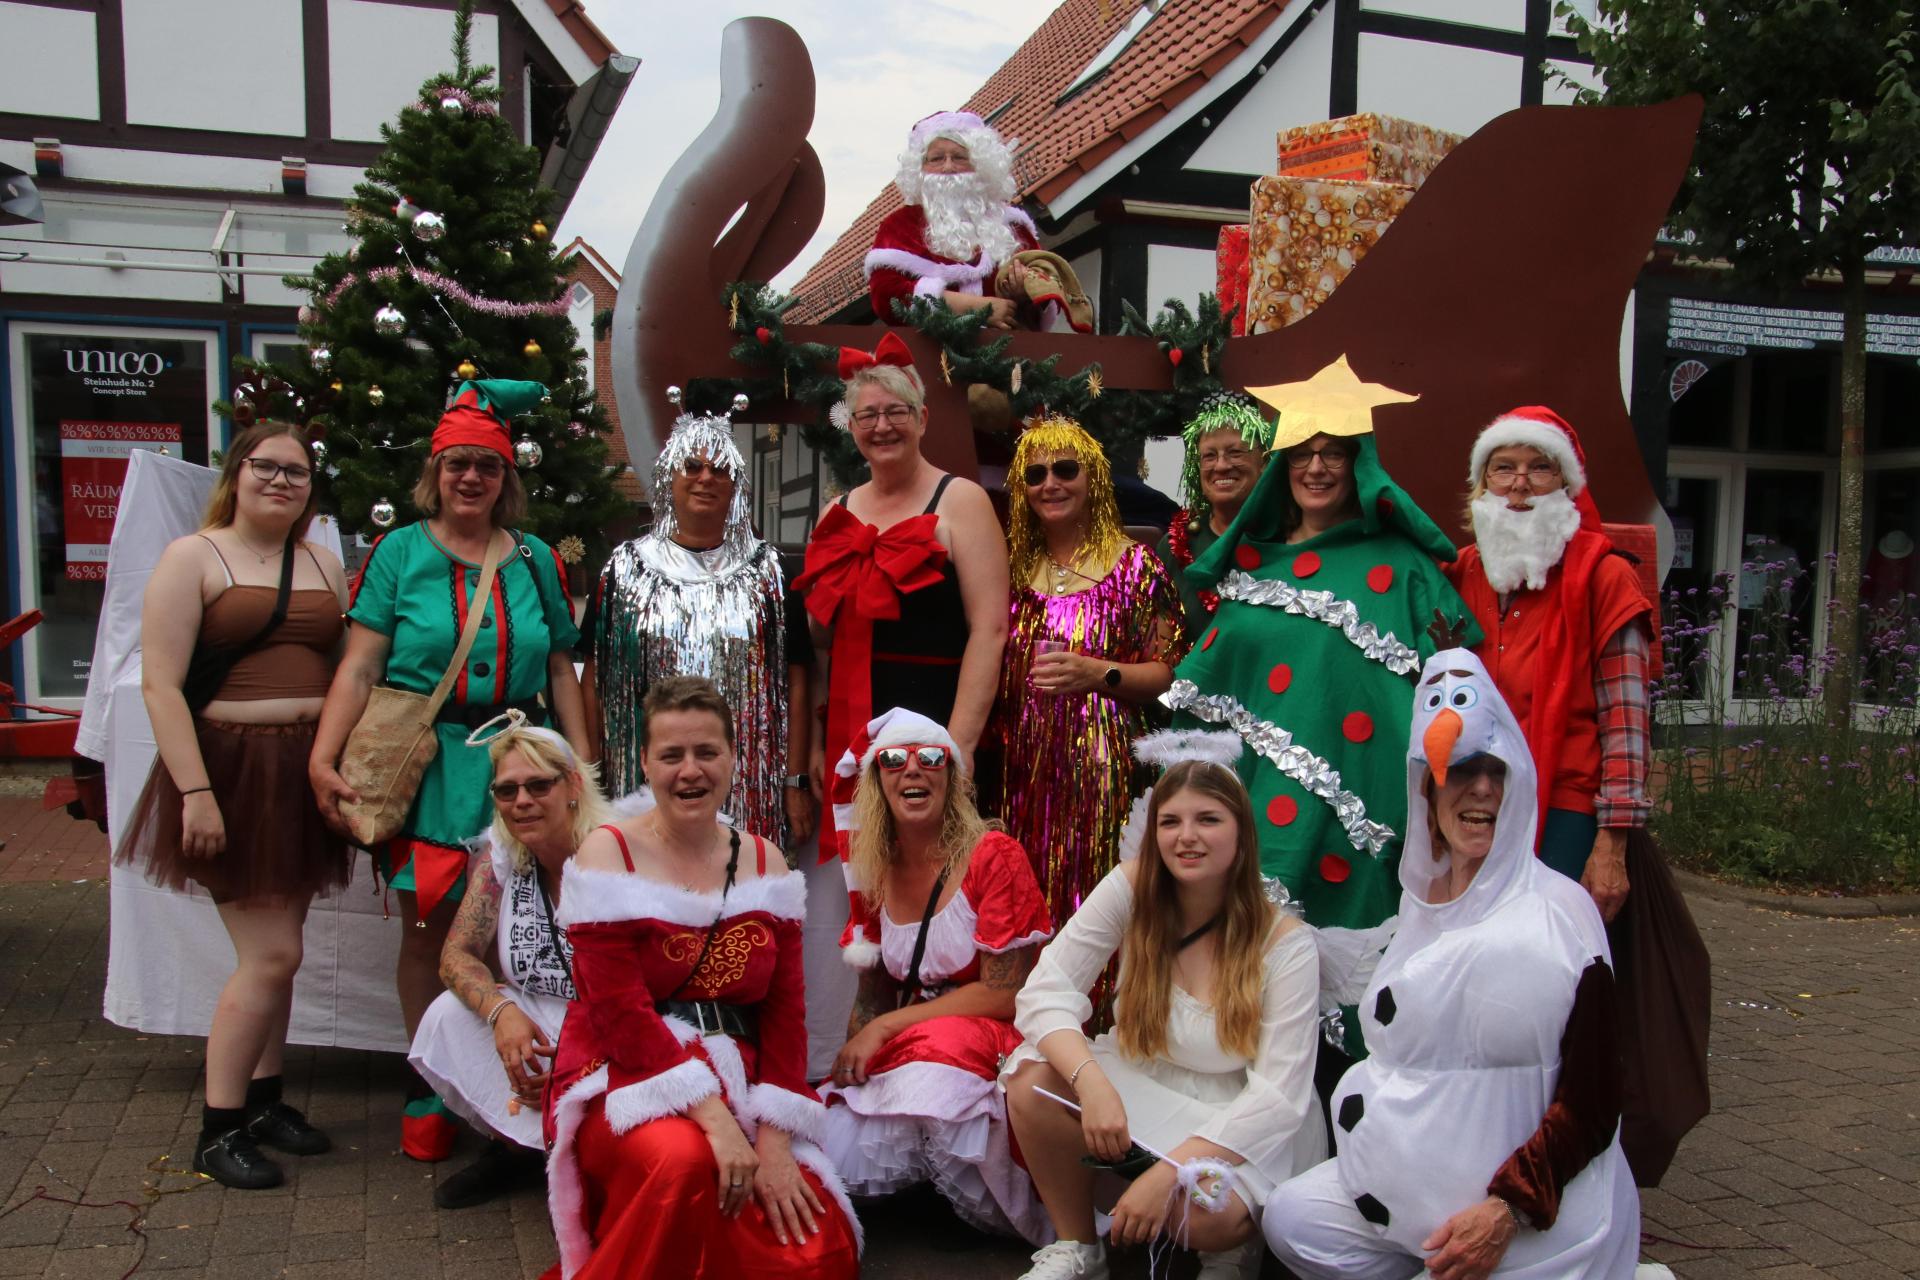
[201,420,320,537]
[1114,761,1274,1062]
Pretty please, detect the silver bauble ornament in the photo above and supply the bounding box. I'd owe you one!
[666,385,683,406]
[540,392,552,404]
[309,346,332,372]
[514,436,543,468]
[412,211,446,243]
[370,498,397,528]
[731,393,750,414]
[310,439,328,464]
[373,305,406,336]
[367,384,386,406]
[439,94,464,115]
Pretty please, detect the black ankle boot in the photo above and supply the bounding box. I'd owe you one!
[433,1138,543,1210]
[245,1101,331,1156]
[194,1128,284,1190]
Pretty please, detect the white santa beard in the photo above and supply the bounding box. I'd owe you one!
[919,173,1019,265]
[1472,487,1582,593]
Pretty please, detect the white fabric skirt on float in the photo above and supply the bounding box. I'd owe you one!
[409,983,567,1150]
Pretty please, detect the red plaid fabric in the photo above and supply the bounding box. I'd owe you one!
[1594,620,1651,829]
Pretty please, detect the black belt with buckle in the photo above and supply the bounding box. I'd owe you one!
[657,999,758,1041]
[435,696,546,728]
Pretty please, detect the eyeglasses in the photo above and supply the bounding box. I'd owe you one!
[1198,446,1256,468]
[1023,459,1082,486]
[875,744,951,771]
[851,405,917,428]
[245,458,313,487]
[444,456,506,480]
[489,774,563,802]
[1484,460,1562,490]
[1282,445,1354,471]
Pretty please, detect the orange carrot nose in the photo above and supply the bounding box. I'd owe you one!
[1424,707,1464,786]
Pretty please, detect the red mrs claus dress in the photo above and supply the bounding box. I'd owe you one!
[544,830,861,1279]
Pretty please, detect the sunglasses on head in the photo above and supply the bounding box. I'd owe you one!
[875,744,951,771]
[1023,459,1082,487]
[489,773,562,802]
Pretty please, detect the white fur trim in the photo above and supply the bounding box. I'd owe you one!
[546,1063,610,1278]
[842,936,882,969]
[556,862,805,927]
[859,710,959,775]
[1133,728,1245,769]
[1470,416,1586,494]
[863,245,991,286]
[1005,206,1039,240]
[829,401,852,432]
[601,1057,722,1135]
[744,1082,829,1145]
[609,787,656,819]
[793,1138,865,1254]
[978,926,1052,955]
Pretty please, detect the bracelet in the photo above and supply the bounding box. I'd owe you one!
[485,998,517,1030]
[1491,1195,1522,1232]
[179,786,213,796]
[1067,1057,1095,1089]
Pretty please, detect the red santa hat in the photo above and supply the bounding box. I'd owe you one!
[830,707,961,969]
[1468,405,1601,529]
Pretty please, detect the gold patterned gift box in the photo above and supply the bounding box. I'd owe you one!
[1244,176,1414,335]
[1277,112,1462,184]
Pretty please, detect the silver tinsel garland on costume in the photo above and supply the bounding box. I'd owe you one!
[1162,680,1397,856]
[1214,571,1420,675]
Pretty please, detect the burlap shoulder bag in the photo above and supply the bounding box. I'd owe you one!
[337,532,505,846]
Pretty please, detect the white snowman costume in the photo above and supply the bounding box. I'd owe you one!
[1264,648,1640,1279]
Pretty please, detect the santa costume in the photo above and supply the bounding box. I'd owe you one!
[818,708,1054,1243]
[1445,407,1653,881]
[1263,647,1641,1279]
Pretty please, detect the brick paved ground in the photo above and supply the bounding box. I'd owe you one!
[0,792,1914,1278]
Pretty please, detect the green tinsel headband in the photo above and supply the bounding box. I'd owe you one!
[1179,390,1275,518]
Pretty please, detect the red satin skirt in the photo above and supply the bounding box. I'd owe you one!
[546,1108,860,1280]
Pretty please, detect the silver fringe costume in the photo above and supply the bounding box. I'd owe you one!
[590,404,788,842]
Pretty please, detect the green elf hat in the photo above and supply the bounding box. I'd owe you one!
[431,378,549,462]
[1179,389,1276,520]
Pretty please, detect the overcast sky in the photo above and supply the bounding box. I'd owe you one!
[556,2,1051,288]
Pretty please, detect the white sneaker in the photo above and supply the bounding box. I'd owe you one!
[1019,1238,1109,1280]
[1195,1237,1265,1280]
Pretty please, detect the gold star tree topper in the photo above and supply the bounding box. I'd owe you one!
[1247,354,1419,451]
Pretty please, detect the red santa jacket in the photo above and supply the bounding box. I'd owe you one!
[864,204,1039,320]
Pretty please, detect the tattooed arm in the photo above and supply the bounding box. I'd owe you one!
[846,963,901,1039]
[440,855,506,1017]
[831,945,1040,1086]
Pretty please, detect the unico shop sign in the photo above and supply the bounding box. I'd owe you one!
[60,420,179,580]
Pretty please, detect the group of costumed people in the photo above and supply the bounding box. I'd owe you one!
[111,104,1666,1280]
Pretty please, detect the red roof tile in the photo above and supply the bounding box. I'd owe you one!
[788,0,1293,321]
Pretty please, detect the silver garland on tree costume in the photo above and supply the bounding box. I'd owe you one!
[590,391,787,839]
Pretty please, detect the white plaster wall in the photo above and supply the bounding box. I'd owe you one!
[1186,2,1335,174]
[1067,246,1102,327]
[55,145,282,193]
[1146,243,1219,317]
[1360,0,1526,28]
[1356,34,1522,136]
[569,281,596,391]
[0,2,100,120]
[328,1,501,142]
[123,0,305,137]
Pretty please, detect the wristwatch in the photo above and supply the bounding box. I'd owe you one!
[784,774,812,792]
[1103,665,1122,689]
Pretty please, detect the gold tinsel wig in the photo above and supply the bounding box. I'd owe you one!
[1007,415,1128,587]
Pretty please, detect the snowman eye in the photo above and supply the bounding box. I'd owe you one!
[1450,687,1478,709]
[1422,691,1443,711]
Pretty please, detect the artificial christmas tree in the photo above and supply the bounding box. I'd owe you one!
[221,1,621,574]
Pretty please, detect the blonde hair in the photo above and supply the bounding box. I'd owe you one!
[201,420,319,537]
[842,364,927,418]
[412,445,528,526]
[1007,415,1127,587]
[1114,761,1274,1063]
[486,728,613,876]
[847,760,996,910]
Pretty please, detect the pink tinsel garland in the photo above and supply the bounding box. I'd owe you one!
[324,264,570,318]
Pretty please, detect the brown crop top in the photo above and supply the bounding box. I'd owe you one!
[197,538,343,702]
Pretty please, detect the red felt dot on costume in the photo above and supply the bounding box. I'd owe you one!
[1319,853,1351,883]
[1267,663,1292,694]
[1367,564,1394,593]
[1266,796,1298,827]
[1377,496,1395,517]
[1234,544,1261,571]
[1342,711,1374,742]
[1202,627,1218,651]
[1292,551,1322,578]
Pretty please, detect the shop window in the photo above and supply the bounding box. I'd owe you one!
[1866,358,1920,451]
[1748,352,1832,453]
[1667,359,1736,448]
[1733,468,1823,697]
[8,325,216,704]
[1659,474,1722,698]
[1860,468,1920,706]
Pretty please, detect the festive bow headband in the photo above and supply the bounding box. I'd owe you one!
[837,331,914,381]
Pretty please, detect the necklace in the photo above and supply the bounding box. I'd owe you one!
[232,531,285,564]
[648,813,715,887]
[1046,539,1094,595]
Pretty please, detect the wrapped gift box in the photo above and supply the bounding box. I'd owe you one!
[1217,223,1251,336]
[1245,175,1414,335]
[1278,112,1461,184]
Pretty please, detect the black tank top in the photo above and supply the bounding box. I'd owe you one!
[841,474,969,723]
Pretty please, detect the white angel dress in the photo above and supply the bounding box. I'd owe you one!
[1263,647,1641,1278]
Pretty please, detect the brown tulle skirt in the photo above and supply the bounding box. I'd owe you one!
[115,718,352,905]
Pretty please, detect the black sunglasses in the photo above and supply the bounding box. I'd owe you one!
[1023,459,1082,487]
[489,774,562,802]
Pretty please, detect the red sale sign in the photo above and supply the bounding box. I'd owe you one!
[60,420,180,580]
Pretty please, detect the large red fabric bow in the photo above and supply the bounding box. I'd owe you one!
[794,503,950,859]
[836,331,915,380]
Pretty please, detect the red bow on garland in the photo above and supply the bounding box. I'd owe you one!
[793,503,950,859]
[836,331,915,380]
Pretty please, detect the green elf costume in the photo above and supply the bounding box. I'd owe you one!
[1153,389,1277,638]
[1166,356,1477,1061]
[345,379,578,1159]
